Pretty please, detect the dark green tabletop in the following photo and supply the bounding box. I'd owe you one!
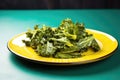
[0,10,120,80]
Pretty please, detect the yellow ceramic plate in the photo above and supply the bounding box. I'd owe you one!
[8,29,118,65]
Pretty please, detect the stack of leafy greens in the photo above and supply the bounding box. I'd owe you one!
[22,18,100,59]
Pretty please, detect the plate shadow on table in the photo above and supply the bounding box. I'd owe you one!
[9,49,120,77]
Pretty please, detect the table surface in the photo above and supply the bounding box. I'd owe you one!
[0,10,120,80]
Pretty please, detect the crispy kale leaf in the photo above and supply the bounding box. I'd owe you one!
[22,18,100,59]
[36,41,56,57]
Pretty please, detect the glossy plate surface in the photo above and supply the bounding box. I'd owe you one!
[8,29,118,65]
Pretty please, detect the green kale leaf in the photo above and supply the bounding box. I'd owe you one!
[22,18,100,59]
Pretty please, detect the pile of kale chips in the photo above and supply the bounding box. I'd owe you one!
[23,18,100,59]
